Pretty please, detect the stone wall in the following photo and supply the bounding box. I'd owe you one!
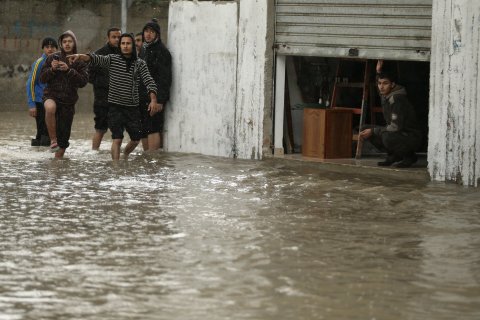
[0,0,169,112]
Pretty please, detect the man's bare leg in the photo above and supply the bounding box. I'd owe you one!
[147,132,161,151]
[44,99,57,145]
[92,129,106,150]
[111,138,122,160]
[141,137,149,151]
[124,140,139,159]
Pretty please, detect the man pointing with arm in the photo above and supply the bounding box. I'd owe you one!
[69,33,158,160]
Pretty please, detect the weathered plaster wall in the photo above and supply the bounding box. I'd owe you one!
[165,1,237,157]
[262,0,275,157]
[235,0,269,159]
[0,0,169,112]
[429,0,480,186]
[166,0,273,159]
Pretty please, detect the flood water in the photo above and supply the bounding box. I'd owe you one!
[0,111,479,320]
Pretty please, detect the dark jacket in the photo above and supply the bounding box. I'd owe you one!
[139,40,172,104]
[89,43,120,104]
[373,85,423,138]
[40,30,88,105]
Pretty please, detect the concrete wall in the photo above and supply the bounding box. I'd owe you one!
[429,0,480,186]
[165,1,237,157]
[235,0,271,159]
[0,0,169,113]
[165,0,273,159]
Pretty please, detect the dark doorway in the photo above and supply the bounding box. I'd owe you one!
[284,57,430,156]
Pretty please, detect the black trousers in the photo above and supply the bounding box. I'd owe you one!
[370,131,422,158]
[34,102,48,139]
[55,102,75,150]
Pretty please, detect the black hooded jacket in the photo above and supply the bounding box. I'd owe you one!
[89,43,120,104]
[139,40,172,105]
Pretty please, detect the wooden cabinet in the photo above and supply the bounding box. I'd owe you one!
[302,108,353,159]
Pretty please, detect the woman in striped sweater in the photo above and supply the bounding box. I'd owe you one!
[69,33,159,160]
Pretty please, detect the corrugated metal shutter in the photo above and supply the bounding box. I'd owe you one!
[275,0,432,61]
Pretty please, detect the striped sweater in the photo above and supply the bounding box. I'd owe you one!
[89,54,157,107]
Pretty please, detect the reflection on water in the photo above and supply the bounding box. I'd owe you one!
[0,112,480,320]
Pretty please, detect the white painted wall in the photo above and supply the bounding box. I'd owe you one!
[235,0,269,159]
[165,0,270,160]
[165,1,238,157]
[429,0,480,186]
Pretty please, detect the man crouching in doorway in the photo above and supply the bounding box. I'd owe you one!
[68,33,159,160]
[359,60,423,168]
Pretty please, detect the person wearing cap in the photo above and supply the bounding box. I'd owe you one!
[89,27,121,150]
[68,33,159,160]
[138,18,172,151]
[26,37,58,147]
[40,30,89,158]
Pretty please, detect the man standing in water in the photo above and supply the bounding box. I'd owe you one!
[89,27,121,150]
[359,60,423,168]
[68,33,159,160]
[40,30,88,158]
[26,37,58,147]
[138,18,172,151]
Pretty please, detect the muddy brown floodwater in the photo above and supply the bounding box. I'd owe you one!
[0,111,479,320]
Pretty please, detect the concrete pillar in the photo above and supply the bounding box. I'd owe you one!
[235,0,272,160]
[273,55,286,155]
[429,0,480,186]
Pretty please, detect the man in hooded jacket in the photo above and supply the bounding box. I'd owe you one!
[40,30,88,158]
[359,61,423,168]
[138,18,172,151]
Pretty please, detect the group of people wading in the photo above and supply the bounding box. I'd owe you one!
[27,19,422,167]
[26,19,171,160]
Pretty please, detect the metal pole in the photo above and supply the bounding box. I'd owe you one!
[121,0,127,33]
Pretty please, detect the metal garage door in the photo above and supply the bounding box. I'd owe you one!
[275,0,432,61]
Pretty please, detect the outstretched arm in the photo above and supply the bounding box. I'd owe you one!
[68,53,110,69]
[67,53,91,63]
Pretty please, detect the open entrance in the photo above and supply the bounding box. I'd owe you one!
[277,56,429,164]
